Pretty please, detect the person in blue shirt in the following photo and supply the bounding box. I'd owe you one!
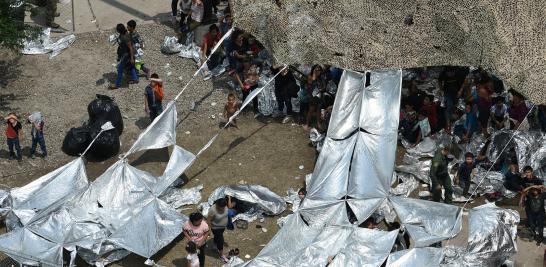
[454,102,478,142]
[455,152,475,197]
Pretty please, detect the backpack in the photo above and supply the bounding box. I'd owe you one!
[153,84,164,102]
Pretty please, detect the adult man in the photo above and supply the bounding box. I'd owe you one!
[522,166,543,188]
[520,185,546,245]
[430,145,452,203]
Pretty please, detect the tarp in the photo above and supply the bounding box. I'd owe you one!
[206,184,287,216]
[386,247,445,267]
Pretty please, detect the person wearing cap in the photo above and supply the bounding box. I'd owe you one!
[144,73,164,122]
[430,145,452,203]
[4,113,23,160]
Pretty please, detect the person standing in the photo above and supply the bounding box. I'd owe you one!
[183,212,209,267]
[455,152,475,197]
[144,74,164,122]
[519,185,546,245]
[109,24,138,89]
[28,112,47,159]
[45,0,60,28]
[430,145,452,204]
[207,198,229,263]
[5,113,23,161]
[272,65,298,124]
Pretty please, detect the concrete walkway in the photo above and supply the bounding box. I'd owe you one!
[26,0,173,34]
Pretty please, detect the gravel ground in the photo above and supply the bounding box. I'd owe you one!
[0,22,541,267]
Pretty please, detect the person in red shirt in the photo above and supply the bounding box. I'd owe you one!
[4,113,23,160]
[420,95,438,132]
[200,24,222,77]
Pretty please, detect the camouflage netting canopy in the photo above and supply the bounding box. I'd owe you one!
[230,0,546,104]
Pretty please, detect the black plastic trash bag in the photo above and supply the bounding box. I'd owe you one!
[88,94,124,135]
[62,126,91,156]
[87,120,120,160]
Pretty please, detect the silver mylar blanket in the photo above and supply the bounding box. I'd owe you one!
[232,69,518,267]
[0,103,198,266]
[21,28,76,59]
[205,184,287,216]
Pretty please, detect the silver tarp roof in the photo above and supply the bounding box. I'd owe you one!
[234,69,518,267]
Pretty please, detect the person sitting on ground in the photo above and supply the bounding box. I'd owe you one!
[509,93,530,129]
[420,95,438,132]
[490,96,509,130]
[522,166,543,188]
[144,74,164,122]
[399,103,419,145]
[207,198,229,263]
[201,24,222,77]
[28,112,47,159]
[183,212,209,267]
[430,145,452,204]
[127,20,151,79]
[223,93,239,128]
[454,102,478,142]
[110,24,138,89]
[4,113,23,161]
[234,59,260,115]
[455,152,476,197]
[519,184,546,245]
[185,241,199,267]
[504,161,524,192]
[272,65,299,123]
[414,110,431,145]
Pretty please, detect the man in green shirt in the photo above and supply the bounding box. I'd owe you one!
[430,145,453,204]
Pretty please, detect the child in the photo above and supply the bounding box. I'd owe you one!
[223,93,239,128]
[144,74,164,122]
[127,20,151,79]
[28,112,47,159]
[185,241,199,267]
[207,198,229,263]
[183,212,209,267]
[454,103,478,142]
[414,111,431,145]
[5,113,23,160]
[455,152,476,197]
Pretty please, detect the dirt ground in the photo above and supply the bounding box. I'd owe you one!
[0,23,542,267]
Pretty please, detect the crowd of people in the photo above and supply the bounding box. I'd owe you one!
[401,67,546,245]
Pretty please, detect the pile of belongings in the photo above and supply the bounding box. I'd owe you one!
[62,94,123,159]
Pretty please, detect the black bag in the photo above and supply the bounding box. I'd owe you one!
[87,120,120,160]
[62,126,91,156]
[87,94,124,135]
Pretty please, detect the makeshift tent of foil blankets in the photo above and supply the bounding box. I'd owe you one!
[0,103,197,266]
[232,70,517,267]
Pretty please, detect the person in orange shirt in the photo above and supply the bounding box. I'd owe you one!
[4,113,23,161]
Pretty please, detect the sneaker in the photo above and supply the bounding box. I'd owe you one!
[282,116,291,124]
